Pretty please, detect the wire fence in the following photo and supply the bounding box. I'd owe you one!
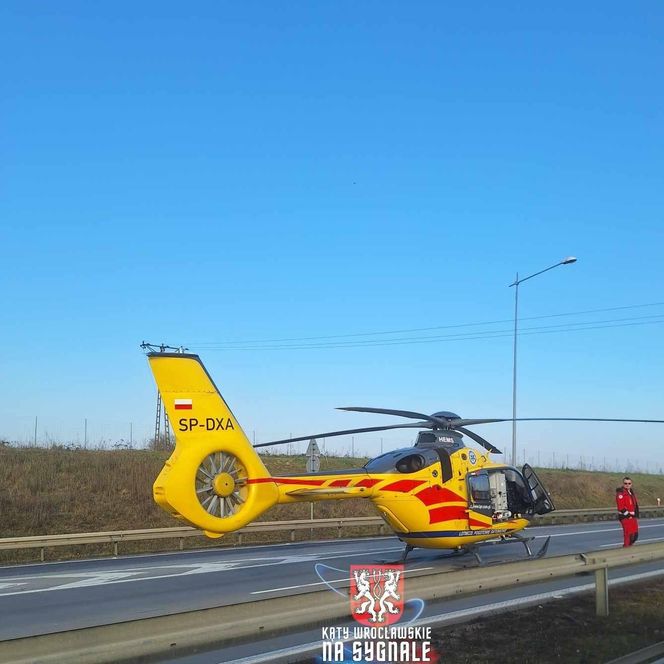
[0,415,151,450]
[1,418,661,476]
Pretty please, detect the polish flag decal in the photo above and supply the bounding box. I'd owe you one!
[174,399,193,410]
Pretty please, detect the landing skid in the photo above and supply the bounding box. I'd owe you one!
[466,533,551,566]
[393,534,551,566]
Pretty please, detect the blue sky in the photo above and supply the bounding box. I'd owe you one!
[1,2,663,469]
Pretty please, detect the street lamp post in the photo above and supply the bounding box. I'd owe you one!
[509,256,577,466]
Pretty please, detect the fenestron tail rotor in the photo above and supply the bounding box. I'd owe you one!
[196,451,248,519]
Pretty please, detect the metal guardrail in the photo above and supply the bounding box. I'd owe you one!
[1,507,663,560]
[0,517,386,559]
[1,541,663,664]
[534,506,664,525]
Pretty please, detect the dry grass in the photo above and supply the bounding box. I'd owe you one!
[536,468,664,510]
[0,447,378,562]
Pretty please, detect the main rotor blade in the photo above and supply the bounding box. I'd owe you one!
[448,418,509,427]
[338,407,449,427]
[253,422,429,448]
[458,418,664,426]
[456,426,502,454]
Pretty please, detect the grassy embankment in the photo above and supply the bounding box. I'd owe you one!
[1,446,663,562]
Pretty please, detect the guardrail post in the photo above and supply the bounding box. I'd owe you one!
[113,542,118,557]
[290,530,295,542]
[595,567,609,617]
[40,547,45,562]
[238,534,243,546]
[179,538,184,551]
[379,524,385,535]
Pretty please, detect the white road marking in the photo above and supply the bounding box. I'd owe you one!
[0,582,26,590]
[2,520,664,597]
[0,536,395,571]
[2,519,663,572]
[0,547,403,597]
[0,548,399,583]
[599,536,664,549]
[251,566,435,595]
[529,521,664,539]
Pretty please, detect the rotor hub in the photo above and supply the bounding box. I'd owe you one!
[213,472,236,497]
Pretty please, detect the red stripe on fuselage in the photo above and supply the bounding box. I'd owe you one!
[415,486,464,506]
[428,505,468,524]
[468,517,494,528]
[381,480,425,493]
[329,479,352,487]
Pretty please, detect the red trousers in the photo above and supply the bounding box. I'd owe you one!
[620,517,639,547]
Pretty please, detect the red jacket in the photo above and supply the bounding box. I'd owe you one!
[616,488,639,520]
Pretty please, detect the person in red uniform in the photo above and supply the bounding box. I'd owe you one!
[616,476,639,547]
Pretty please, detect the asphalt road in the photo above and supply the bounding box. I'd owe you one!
[1,518,664,661]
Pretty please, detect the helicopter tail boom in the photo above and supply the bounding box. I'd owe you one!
[148,353,279,537]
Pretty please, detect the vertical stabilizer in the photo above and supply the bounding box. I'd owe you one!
[148,353,278,536]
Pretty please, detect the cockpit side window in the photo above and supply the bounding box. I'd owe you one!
[395,454,425,473]
[468,472,491,504]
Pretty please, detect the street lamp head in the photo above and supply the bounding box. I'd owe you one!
[561,256,577,265]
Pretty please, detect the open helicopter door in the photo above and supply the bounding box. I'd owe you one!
[466,470,495,530]
[522,464,555,515]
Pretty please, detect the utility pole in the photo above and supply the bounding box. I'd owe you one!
[141,343,188,448]
[155,391,163,446]
[164,406,170,446]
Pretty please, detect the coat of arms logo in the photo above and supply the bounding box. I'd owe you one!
[349,564,404,626]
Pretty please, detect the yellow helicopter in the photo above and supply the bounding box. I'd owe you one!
[145,350,663,563]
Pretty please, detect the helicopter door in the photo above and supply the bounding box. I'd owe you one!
[522,464,556,515]
[466,470,494,529]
